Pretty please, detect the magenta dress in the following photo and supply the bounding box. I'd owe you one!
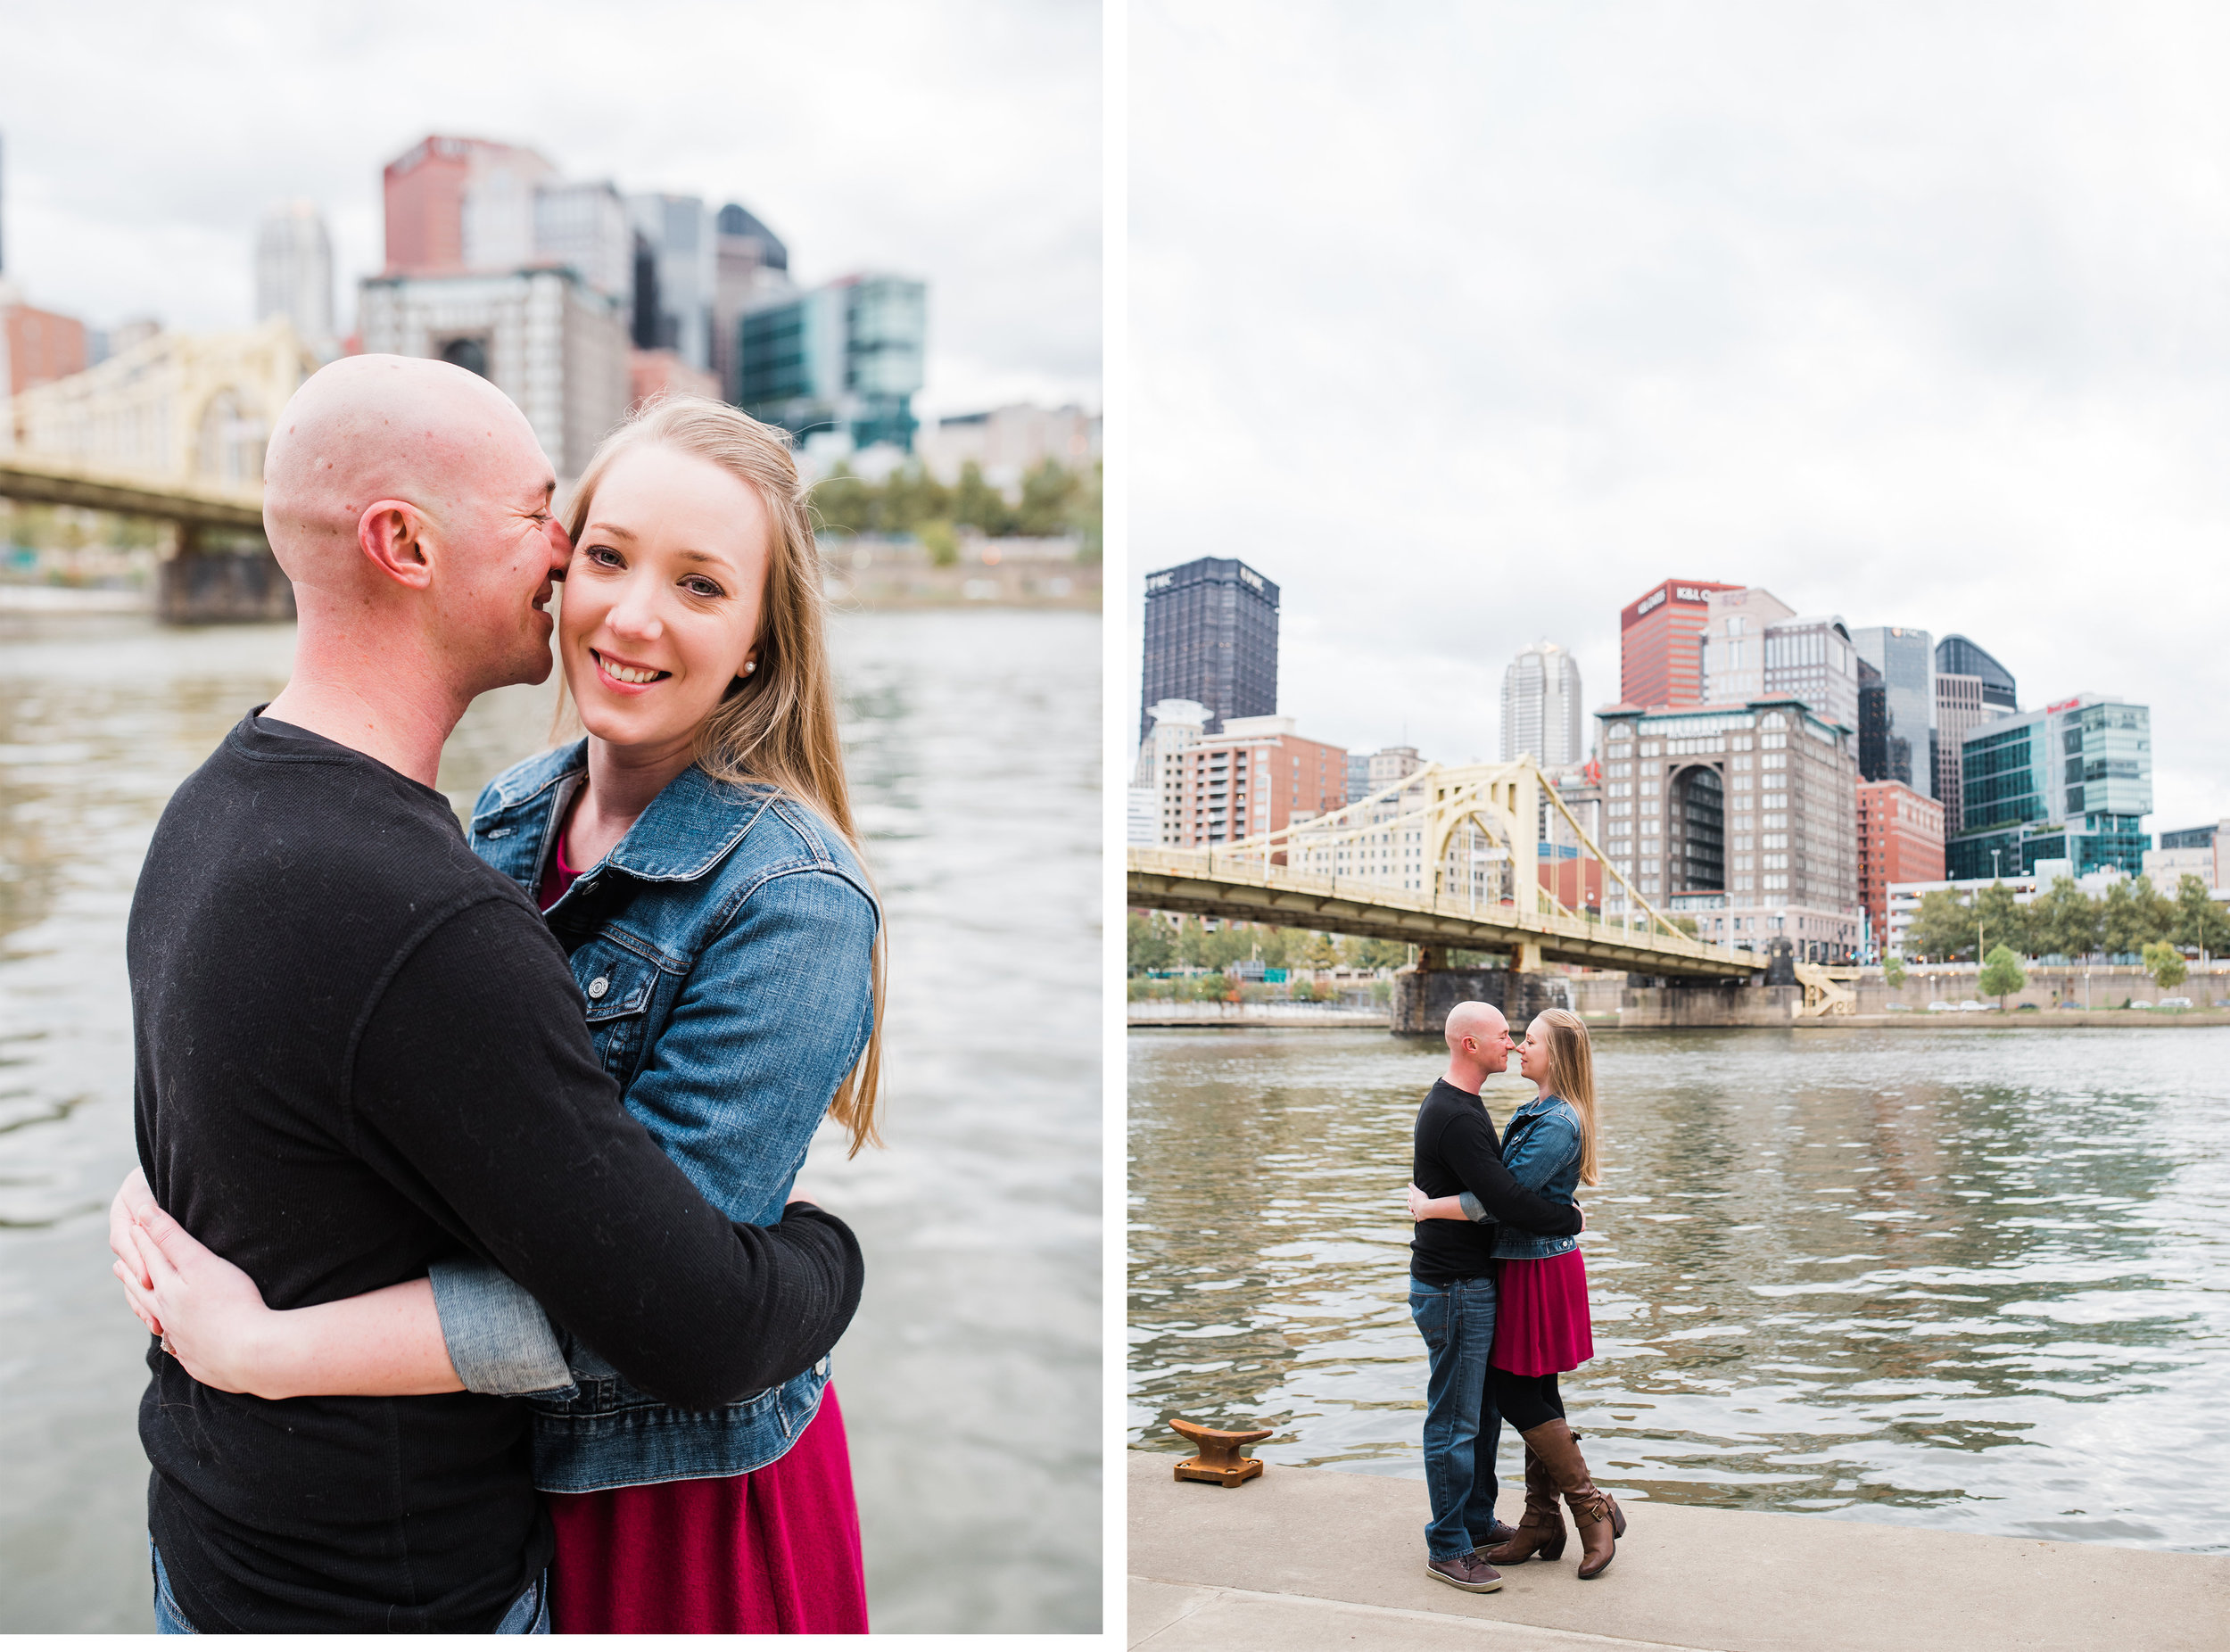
[1491,1249,1595,1376]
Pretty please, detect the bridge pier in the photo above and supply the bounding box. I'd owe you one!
[156,526,294,624]
[1390,963,1573,1037]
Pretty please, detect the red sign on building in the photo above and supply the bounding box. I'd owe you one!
[1618,579,1741,710]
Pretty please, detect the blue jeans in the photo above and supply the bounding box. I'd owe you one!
[152,1540,549,1633]
[1410,1274,1504,1561]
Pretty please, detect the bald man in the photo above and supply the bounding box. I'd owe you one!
[125,358,862,1633]
[1408,1001,1584,1593]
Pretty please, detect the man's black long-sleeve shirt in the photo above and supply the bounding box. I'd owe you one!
[128,714,863,1632]
[1410,1078,1584,1284]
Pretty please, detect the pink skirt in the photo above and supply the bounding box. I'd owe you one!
[544,1384,870,1634]
[1491,1250,1595,1376]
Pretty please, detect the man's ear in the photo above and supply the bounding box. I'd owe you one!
[359,500,435,591]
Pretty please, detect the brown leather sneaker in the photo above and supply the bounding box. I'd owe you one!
[1472,1518,1520,1553]
[1425,1551,1504,1593]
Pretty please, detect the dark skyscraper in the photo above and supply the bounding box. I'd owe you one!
[1936,634,2017,711]
[1856,657,1890,783]
[1852,624,1931,793]
[1139,558,1280,741]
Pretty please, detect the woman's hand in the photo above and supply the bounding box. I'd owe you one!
[1406,1182,1432,1221]
[108,1167,161,1338]
[112,1192,287,1397]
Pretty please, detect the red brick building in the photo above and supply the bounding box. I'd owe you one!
[3,301,87,395]
[1164,714,1345,855]
[1857,780,1944,954]
[1619,578,1740,708]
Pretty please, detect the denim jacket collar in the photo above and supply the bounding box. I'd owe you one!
[468,739,823,889]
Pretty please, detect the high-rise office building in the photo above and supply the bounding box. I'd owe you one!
[1857,659,1888,783]
[357,267,627,480]
[628,194,715,372]
[1501,640,1583,765]
[712,202,790,403]
[383,136,557,275]
[533,179,632,301]
[1698,587,1791,706]
[1937,634,2017,711]
[1933,636,2012,826]
[1935,673,1984,826]
[1697,590,1859,733]
[1618,578,1741,708]
[1759,615,1859,735]
[255,202,334,351]
[739,273,927,451]
[1137,558,1280,741]
[1950,693,2151,879]
[1851,625,1934,794]
[1594,698,1861,961]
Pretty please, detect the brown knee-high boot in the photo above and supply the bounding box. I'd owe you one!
[1483,1441,1565,1564]
[1521,1419,1626,1579]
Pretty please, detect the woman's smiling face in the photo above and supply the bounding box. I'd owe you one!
[560,442,772,754]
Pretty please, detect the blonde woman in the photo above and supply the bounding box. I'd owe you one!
[112,398,884,1632]
[1408,1008,1624,1579]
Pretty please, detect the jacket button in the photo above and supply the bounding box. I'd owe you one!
[587,977,610,999]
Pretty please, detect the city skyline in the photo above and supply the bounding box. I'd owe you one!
[0,0,1098,423]
[1129,1,2230,834]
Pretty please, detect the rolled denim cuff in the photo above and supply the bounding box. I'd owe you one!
[1458,1190,1489,1225]
[428,1256,575,1397]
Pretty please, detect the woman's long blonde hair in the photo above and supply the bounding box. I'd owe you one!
[561,396,884,1155]
[1532,1007,1600,1185]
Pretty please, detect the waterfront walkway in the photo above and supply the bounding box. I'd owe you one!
[1127,1451,2229,1651]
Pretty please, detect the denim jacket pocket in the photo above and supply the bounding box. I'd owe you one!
[571,940,662,1085]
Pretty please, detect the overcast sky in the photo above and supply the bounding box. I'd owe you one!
[0,0,1099,419]
[1128,3,2230,834]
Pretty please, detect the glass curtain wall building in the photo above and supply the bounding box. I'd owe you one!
[1139,558,1280,741]
[738,273,927,451]
[1937,634,2018,710]
[1851,624,1934,794]
[1950,694,2151,879]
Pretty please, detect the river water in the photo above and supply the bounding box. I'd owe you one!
[1128,1026,2230,1553]
[0,607,1102,1632]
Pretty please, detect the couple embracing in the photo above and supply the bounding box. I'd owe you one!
[106,355,880,1633]
[1405,1002,1625,1593]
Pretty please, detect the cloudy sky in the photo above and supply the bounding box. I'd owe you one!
[0,0,1099,419]
[1128,3,2230,832]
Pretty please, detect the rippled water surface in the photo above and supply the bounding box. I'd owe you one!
[1128,1027,2230,1552]
[0,609,1100,1631]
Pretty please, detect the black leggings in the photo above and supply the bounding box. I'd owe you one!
[1490,1367,1565,1433]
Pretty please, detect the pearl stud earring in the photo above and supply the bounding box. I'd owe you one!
[742,659,758,675]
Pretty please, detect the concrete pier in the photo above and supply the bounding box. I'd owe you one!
[156,549,293,624]
[1127,1451,2230,1651]
[1392,961,1573,1035]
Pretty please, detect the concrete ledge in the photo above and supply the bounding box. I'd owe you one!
[1127,1005,1390,1028]
[1127,1451,2230,1652]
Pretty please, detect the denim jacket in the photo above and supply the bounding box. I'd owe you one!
[1459,1094,1583,1261]
[425,740,879,1492]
